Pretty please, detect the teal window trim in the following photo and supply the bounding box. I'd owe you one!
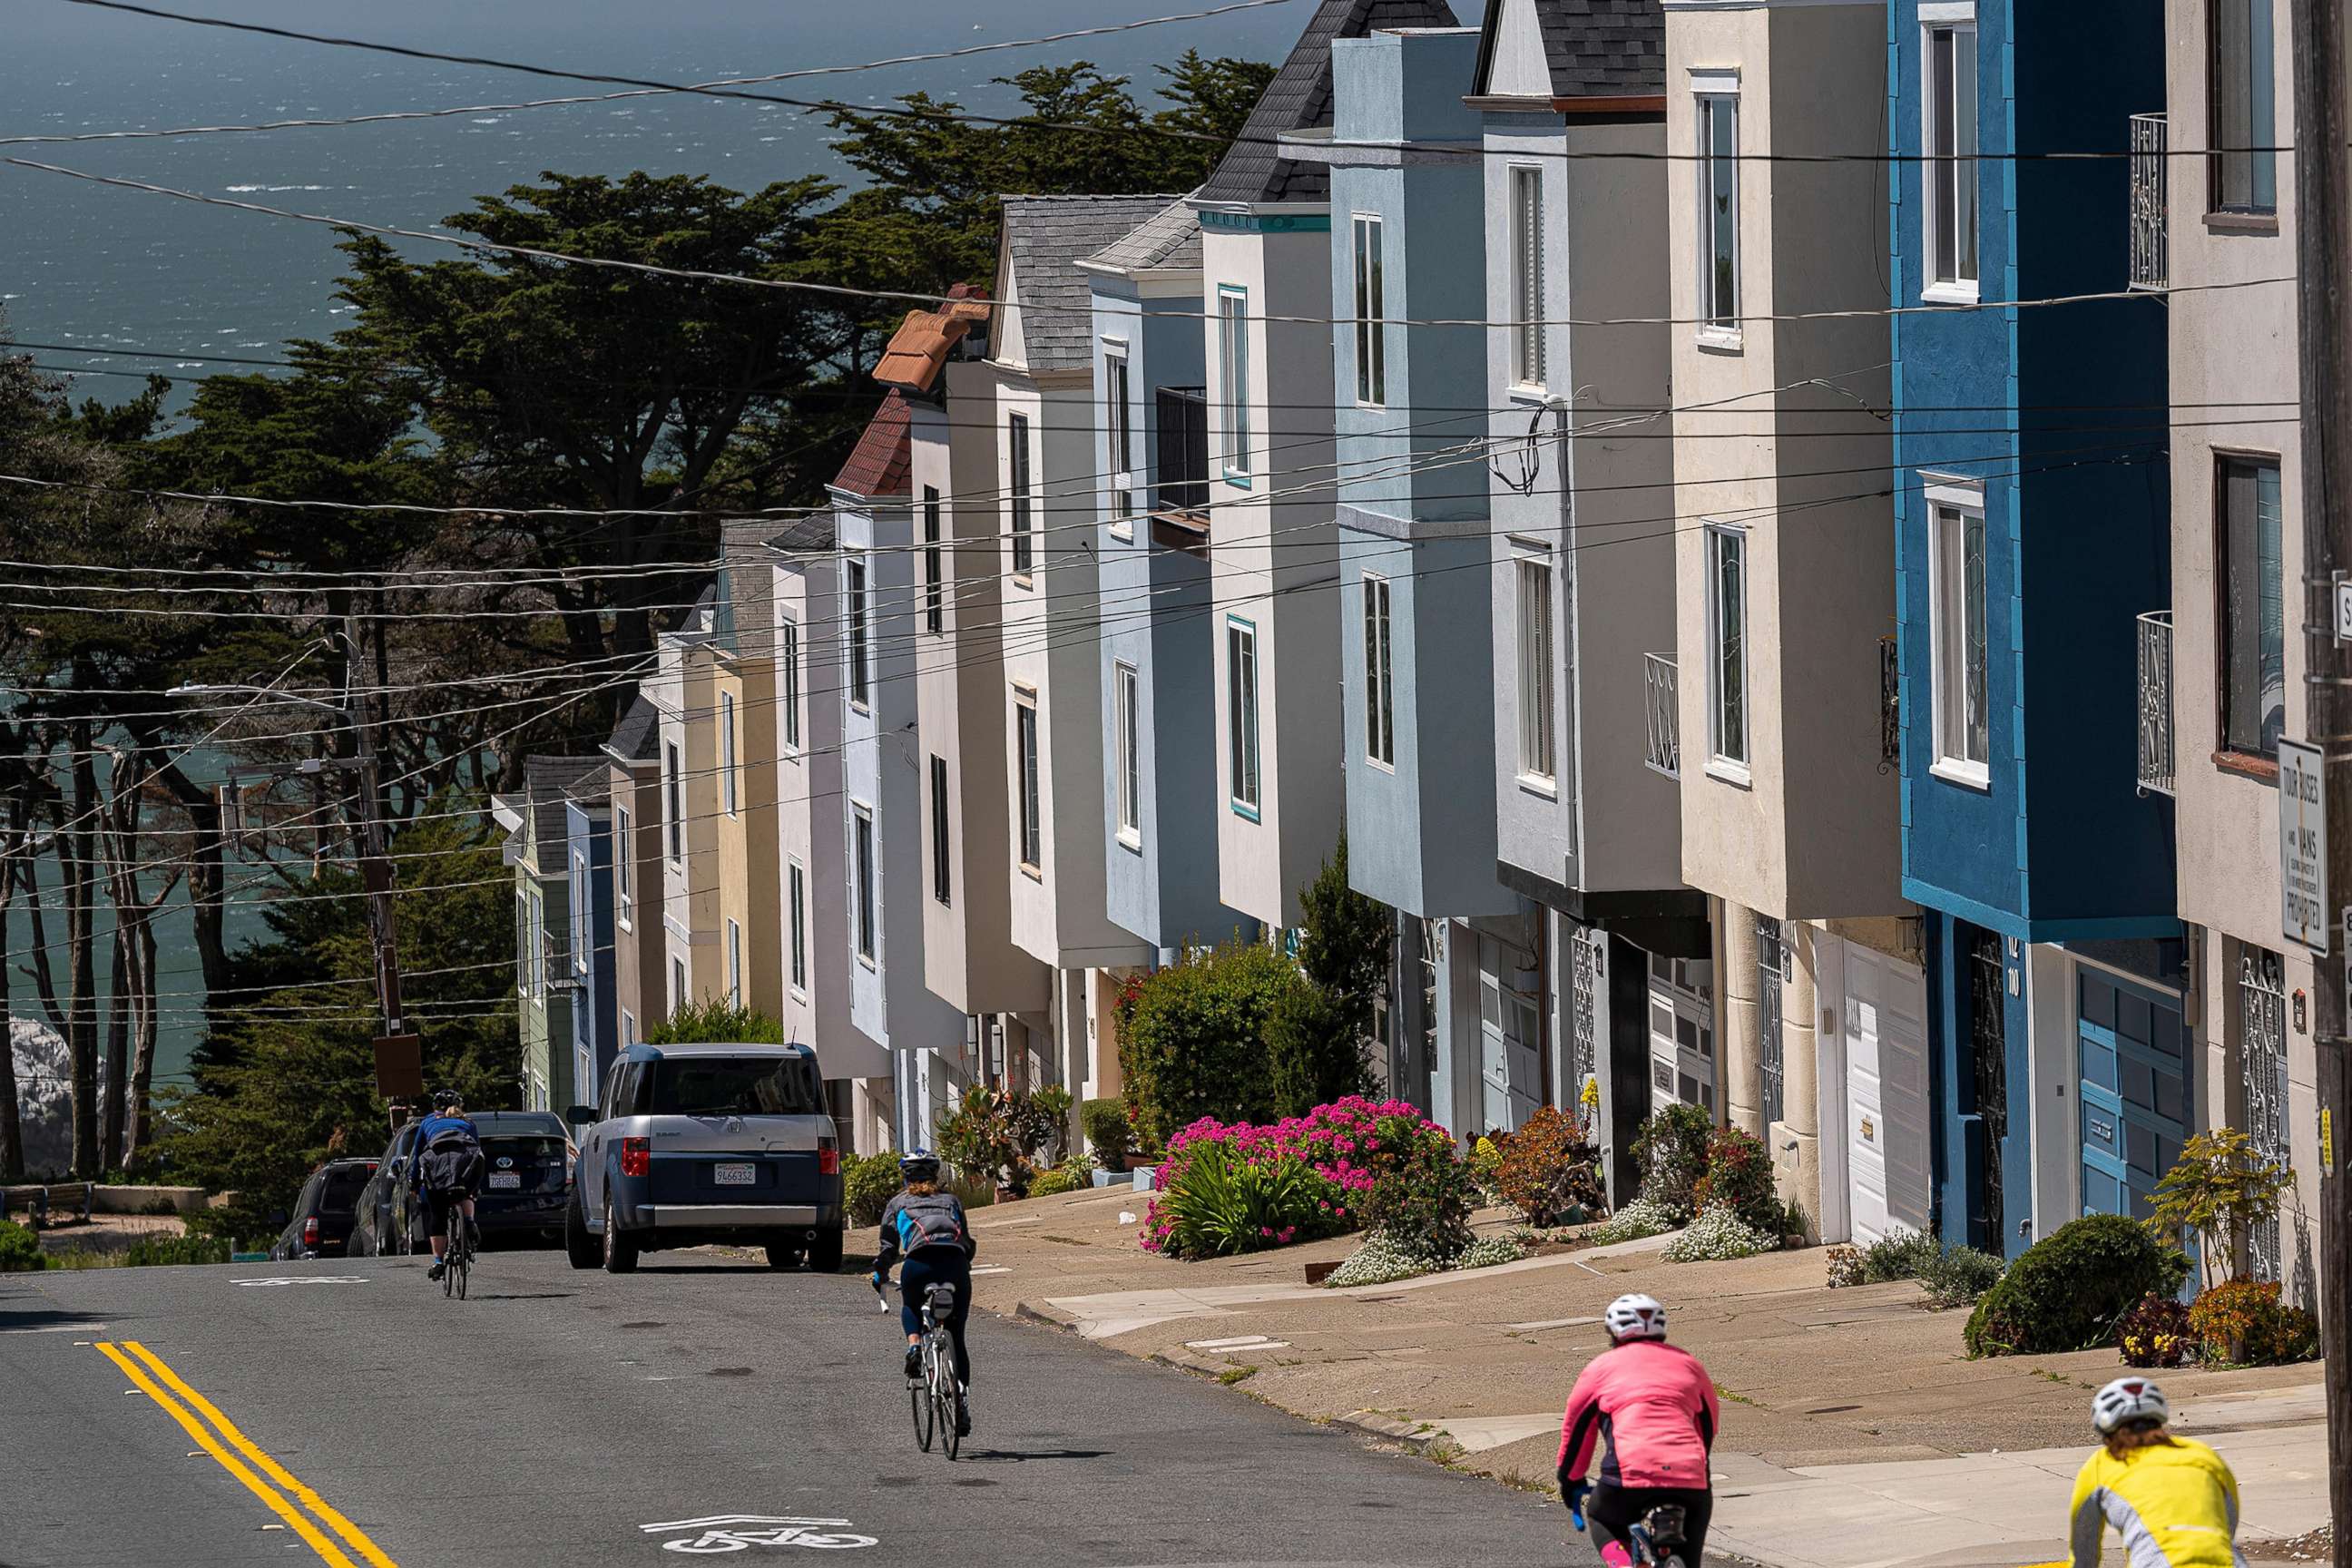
[1218,285,1253,488]
[1226,612,1261,820]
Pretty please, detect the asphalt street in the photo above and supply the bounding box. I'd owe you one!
[0,1247,1584,1568]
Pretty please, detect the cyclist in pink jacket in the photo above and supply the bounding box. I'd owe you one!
[1558,1294,1720,1567]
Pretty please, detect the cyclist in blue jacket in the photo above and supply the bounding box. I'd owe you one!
[407,1090,484,1282]
[868,1151,977,1435]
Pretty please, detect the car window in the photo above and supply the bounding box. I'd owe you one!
[484,1136,569,1161]
[319,1167,370,1214]
[649,1056,823,1117]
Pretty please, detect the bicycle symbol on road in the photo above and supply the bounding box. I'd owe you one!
[232,1277,368,1288]
[640,1516,877,1553]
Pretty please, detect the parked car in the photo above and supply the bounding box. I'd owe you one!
[269,1157,378,1260]
[564,1042,844,1274]
[351,1109,576,1255]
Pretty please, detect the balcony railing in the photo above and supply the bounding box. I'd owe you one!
[2137,610,2174,798]
[1154,386,1209,514]
[1643,653,1680,779]
[2129,113,2168,291]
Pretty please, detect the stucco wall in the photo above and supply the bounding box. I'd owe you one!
[769,556,852,1065]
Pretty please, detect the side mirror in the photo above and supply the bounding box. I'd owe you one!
[564,1104,597,1129]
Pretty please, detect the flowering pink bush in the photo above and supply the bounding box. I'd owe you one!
[1140,1097,1463,1258]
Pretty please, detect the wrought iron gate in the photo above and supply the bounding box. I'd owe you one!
[1967,928,2008,1247]
[2239,948,2288,1282]
[1756,914,1787,1129]
[1570,926,1603,1133]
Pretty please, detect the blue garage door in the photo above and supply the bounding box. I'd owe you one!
[2078,969,2191,1220]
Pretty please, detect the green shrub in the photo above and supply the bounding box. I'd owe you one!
[2115,1293,2196,1368]
[1148,1142,1340,1260]
[0,1219,48,1272]
[123,1231,231,1268]
[1825,1244,1866,1288]
[843,1152,900,1228]
[1662,1206,1779,1262]
[1494,1107,1606,1227]
[1027,1157,1094,1200]
[1118,943,1301,1150]
[642,999,786,1045]
[2187,1279,2319,1366]
[1916,1243,2005,1308]
[1265,983,1373,1121]
[1965,1214,2190,1357]
[1082,1097,1133,1171]
[936,1085,1060,1197]
[1357,1120,1478,1264]
[1696,1125,1781,1235]
[1861,1229,1944,1283]
[1631,1103,1714,1220]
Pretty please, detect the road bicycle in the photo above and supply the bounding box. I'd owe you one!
[1569,1492,1693,1568]
[875,1274,964,1460]
[441,1205,474,1301]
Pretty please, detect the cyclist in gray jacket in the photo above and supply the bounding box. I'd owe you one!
[868,1152,977,1435]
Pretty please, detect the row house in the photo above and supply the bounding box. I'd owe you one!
[602,694,666,1061]
[490,755,613,1114]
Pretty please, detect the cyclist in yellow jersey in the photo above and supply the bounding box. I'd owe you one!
[2069,1377,2247,1568]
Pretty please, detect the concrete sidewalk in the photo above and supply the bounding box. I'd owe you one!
[959,1187,2328,1568]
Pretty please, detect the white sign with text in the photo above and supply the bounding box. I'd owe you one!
[2279,739,2328,953]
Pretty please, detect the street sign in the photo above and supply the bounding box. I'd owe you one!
[2279,740,2329,951]
[372,1033,423,1099]
[2336,574,2352,642]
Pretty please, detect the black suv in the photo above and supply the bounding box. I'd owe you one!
[269,1158,378,1260]
[351,1110,575,1255]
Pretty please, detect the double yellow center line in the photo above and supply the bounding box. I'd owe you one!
[95,1340,402,1568]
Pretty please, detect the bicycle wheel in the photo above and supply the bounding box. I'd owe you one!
[454,1222,468,1300]
[933,1330,960,1462]
[910,1345,935,1453]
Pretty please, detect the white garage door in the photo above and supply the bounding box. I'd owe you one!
[1843,946,1932,1244]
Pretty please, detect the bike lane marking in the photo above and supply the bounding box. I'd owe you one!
[94,1340,402,1568]
[638,1515,877,1553]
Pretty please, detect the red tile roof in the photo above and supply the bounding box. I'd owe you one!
[832,390,913,498]
[874,284,992,392]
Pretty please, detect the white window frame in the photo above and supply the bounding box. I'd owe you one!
[1509,166,1546,389]
[1704,524,1750,777]
[1009,411,1035,576]
[663,740,684,863]
[620,1008,636,1048]
[613,805,632,930]
[527,887,546,1003]
[1692,74,1741,348]
[1921,5,1981,303]
[726,916,743,1005]
[1363,571,1395,769]
[852,803,877,966]
[929,754,952,906]
[1218,286,1252,485]
[570,846,592,975]
[1114,660,1142,847]
[788,858,808,995]
[1514,546,1556,790]
[779,617,802,751]
[1014,691,1043,873]
[1105,346,1134,536]
[1227,616,1260,818]
[922,486,944,634]
[1926,476,1992,789]
[671,956,688,1017]
[720,691,740,816]
[1352,214,1386,408]
[846,559,871,710]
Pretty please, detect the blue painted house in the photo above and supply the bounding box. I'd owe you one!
[562,783,619,1112]
[1887,0,2177,1255]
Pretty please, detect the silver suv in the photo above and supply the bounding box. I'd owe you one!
[564,1042,846,1273]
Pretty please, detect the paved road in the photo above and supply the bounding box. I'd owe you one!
[0,1248,1583,1568]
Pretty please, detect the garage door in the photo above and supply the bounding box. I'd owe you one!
[1845,946,1932,1244]
[2078,970,2190,1221]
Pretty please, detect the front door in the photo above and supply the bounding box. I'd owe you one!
[2078,968,2190,1221]
[1844,946,1931,1244]
[1646,954,1715,1116]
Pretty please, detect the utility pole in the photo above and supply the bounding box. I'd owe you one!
[2288,0,2351,1555]
[342,610,418,1116]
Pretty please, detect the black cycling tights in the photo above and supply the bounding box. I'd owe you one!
[1585,1484,1712,1568]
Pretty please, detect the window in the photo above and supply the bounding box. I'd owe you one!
[670,956,688,1016]
[1697,93,1740,330]
[663,740,683,861]
[570,848,591,974]
[1157,387,1210,513]
[1106,351,1133,524]
[1218,287,1251,480]
[929,755,951,905]
[1009,413,1034,575]
[1114,662,1142,842]
[726,917,743,1005]
[1014,694,1043,869]
[922,486,943,634]
[720,691,739,815]
[1352,215,1386,406]
[613,805,632,928]
[1515,553,1555,784]
[788,859,807,994]
[1926,18,1980,293]
[2220,456,2286,757]
[1510,167,1545,387]
[1227,617,1259,816]
[2211,0,2278,213]
[846,559,871,709]
[620,1009,636,1048]
[779,618,801,750]
[515,888,534,999]
[528,889,544,1000]
[852,805,877,964]
[1929,490,1991,780]
[1705,526,1749,768]
[1363,573,1394,768]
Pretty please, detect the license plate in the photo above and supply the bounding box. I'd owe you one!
[713,1162,757,1187]
[486,1171,522,1191]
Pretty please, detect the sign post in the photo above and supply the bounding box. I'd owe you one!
[2280,738,2329,953]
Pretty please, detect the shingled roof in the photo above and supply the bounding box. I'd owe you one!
[524,755,607,848]
[604,691,662,765]
[1472,0,1664,100]
[831,390,913,498]
[1083,193,1205,275]
[998,195,1183,370]
[1196,0,1461,206]
[768,514,838,554]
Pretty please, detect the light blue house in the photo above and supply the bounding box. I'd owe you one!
[561,781,619,1112]
[1084,197,1258,960]
[1886,0,2177,1255]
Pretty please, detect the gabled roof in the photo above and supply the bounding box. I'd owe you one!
[831,390,913,498]
[874,283,992,393]
[1196,0,1461,206]
[1470,0,1663,101]
[998,195,1184,370]
[604,691,662,765]
[1083,193,1205,275]
[524,755,607,848]
[768,514,838,554]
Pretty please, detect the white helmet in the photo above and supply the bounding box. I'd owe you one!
[2092,1377,2170,1435]
[1604,1293,1668,1342]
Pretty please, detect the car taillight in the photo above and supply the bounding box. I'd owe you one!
[302,1217,318,1245]
[621,1137,652,1179]
[818,1133,838,1177]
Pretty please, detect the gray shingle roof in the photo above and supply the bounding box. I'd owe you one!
[524,755,607,848]
[1084,193,1205,274]
[767,514,838,554]
[1474,0,1663,99]
[1197,0,1461,206]
[605,692,662,765]
[999,195,1184,370]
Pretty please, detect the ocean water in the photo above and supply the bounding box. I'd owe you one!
[0,0,1302,1101]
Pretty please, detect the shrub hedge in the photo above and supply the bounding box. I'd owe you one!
[1631,1103,1713,1220]
[1118,943,1301,1150]
[1964,1214,2190,1357]
[2187,1279,2318,1367]
[1493,1107,1605,1227]
[0,1219,47,1272]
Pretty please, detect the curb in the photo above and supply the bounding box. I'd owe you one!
[1329,1409,1442,1453]
[1012,1301,1080,1335]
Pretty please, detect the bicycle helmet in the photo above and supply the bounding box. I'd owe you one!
[898,1150,941,1183]
[432,1089,464,1111]
[1604,1292,1668,1342]
[2092,1377,2169,1435]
